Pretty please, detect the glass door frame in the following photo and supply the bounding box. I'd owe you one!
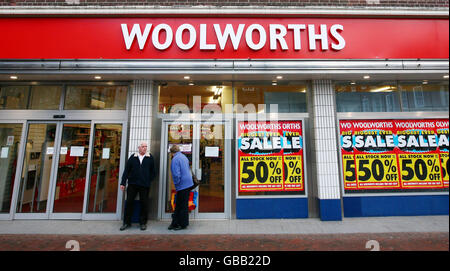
[11,120,128,220]
[12,121,62,219]
[158,117,232,220]
[0,120,27,220]
[49,121,92,220]
[83,120,127,221]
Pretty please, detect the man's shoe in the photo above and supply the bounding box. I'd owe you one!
[120,224,131,231]
[140,224,147,231]
[173,226,187,231]
[168,224,178,230]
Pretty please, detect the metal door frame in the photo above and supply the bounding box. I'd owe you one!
[11,120,128,220]
[158,117,231,220]
[0,120,27,220]
[13,121,62,219]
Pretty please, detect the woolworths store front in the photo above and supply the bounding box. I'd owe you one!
[0,13,448,222]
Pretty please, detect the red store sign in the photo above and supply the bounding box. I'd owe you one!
[0,17,448,59]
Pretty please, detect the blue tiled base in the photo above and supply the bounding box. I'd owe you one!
[236,198,308,219]
[343,195,449,217]
[318,199,343,221]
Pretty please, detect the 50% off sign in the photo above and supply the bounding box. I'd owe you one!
[344,154,400,188]
[239,156,284,191]
[399,153,444,187]
[284,156,303,190]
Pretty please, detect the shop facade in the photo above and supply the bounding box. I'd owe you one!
[0,11,448,221]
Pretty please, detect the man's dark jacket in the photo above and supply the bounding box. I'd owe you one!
[121,153,156,188]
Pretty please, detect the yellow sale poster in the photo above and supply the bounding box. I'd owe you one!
[237,120,304,192]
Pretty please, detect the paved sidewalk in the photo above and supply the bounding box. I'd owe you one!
[0,216,448,235]
[0,216,448,251]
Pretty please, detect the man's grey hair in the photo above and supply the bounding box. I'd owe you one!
[169,144,180,153]
[138,141,148,148]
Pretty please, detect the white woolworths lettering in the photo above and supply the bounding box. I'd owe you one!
[121,23,152,50]
[152,23,172,50]
[121,23,346,51]
[246,24,267,50]
[176,24,196,50]
[214,24,245,50]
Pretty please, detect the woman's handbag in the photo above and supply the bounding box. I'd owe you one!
[190,169,200,190]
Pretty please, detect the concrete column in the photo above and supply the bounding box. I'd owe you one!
[128,80,153,157]
[311,79,342,221]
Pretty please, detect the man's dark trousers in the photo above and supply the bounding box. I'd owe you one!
[124,184,149,225]
[171,187,190,228]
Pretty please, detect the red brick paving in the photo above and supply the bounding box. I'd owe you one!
[0,232,448,251]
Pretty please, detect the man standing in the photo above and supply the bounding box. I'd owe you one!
[168,144,194,230]
[120,141,156,231]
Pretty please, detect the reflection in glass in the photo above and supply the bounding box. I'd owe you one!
[17,123,56,213]
[0,124,23,213]
[0,86,29,109]
[0,85,62,110]
[234,83,307,113]
[158,83,233,113]
[165,124,193,212]
[29,86,62,110]
[52,124,91,213]
[65,85,128,110]
[399,82,449,111]
[335,82,401,112]
[87,124,122,213]
[199,124,225,213]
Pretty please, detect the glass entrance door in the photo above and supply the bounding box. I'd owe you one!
[160,120,230,220]
[14,121,124,219]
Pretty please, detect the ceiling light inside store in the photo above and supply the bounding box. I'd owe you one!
[444,75,449,79]
[272,82,277,86]
[10,75,18,80]
[94,76,102,80]
[370,86,395,93]
[276,76,283,79]
[422,80,428,85]
[350,81,356,85]
[363,75,370,79]
[188,82,194,86]
[184,76,190,80]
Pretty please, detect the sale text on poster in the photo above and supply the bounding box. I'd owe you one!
[238,120,305,192]
[339,119,449,193]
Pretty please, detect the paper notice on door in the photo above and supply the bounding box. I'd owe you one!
[6,136,14,146]
[102,148,110,159]
[70,146,85,157]
[1,147,8,158]
[46,147,54,155]
[60,147,68,155]
[205,146,219,157]
[168,144,192,153]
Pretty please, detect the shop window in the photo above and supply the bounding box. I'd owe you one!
[234,82,307,113]
[336,82,401,112]
[0,85,64,110]
[399,81,449,112]
[0,123,23,213]
[29,86,62,110]
[0,86,29,109]
[64,85,128,110]
[158,83,232,113]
